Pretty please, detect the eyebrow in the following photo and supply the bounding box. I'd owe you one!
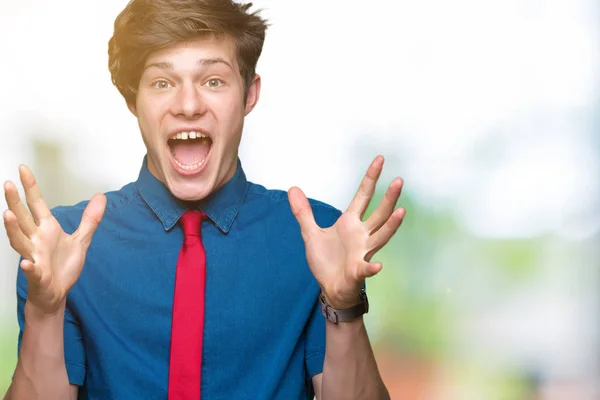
[143,58,234,71]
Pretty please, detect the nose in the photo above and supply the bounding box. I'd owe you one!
[171,82,207,119]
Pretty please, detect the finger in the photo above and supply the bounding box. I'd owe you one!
[287,186,318,240]
[366,207,406,258]
[19,165,52,224]
[3,210,34,259]
[365,177,403,234]
[73,193,107,249]
[4,180,37,237]
[346,156,384,219]
[20,258,42,283]
[357,261,383,280]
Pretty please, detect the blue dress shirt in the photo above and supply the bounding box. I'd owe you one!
[16,156,342,400]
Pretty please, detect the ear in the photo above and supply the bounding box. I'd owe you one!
[127,101,138,117]
[244,74,261,116]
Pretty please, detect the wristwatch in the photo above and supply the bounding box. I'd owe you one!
[319,289,369,324]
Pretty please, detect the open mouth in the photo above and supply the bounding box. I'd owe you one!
[167,131,213,172]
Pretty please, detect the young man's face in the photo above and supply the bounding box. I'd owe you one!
[130,35,260,201]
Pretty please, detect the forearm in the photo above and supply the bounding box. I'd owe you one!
[5,301,72,400]
[321,316,390,400]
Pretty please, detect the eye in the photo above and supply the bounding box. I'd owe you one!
[152,80,172,89]
[205,79,223,88]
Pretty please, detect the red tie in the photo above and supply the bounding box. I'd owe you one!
[168,210,207,399]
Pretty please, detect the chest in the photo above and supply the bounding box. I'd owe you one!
[69,224,314,358]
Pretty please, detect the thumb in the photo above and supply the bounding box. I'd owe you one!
[20,258,42,283]
[288,186,317,239]
[74,193,107,248]
[358,261,383,280]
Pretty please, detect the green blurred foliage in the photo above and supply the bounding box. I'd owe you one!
[363,174,550,398]
[0,327,18,396]
[365,188,454,357]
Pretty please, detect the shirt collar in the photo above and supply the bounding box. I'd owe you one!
[136,155,249,233]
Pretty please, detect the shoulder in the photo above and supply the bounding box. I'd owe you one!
[49,181,138,233]
[244,181,342,228]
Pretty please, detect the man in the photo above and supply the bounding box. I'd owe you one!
[3,1,404,399]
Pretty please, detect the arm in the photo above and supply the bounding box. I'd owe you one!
[288,155,404,400]
[2,165,106,400]
[313,316,389,400]
[4,302,78,400]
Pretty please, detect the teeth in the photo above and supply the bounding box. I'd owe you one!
[170,131,208,140]
[174,158,205,171]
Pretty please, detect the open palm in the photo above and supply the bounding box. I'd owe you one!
[288,156,405,309]
[3,165,106,315]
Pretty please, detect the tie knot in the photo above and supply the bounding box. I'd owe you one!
[180,210,205,237]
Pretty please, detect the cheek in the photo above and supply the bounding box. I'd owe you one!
[214,96,245,126]
[137,98,169,134]
[219,111,243,145]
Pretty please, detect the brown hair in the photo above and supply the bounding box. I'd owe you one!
[108,0,268,106]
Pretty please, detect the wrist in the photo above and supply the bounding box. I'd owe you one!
[24,300,66,322]
[320,284,365,309]
[319,288,369,324]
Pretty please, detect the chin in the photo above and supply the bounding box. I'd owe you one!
[167,179,214,202]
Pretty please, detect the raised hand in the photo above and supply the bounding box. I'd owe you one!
[288,156,405,309]
[3,165,106,315]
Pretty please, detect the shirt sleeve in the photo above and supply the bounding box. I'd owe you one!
[304,295,326,379]
[16,258,87,386]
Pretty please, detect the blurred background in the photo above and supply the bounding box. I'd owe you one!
[1,0,599,398]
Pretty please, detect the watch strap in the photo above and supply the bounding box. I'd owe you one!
[319,289,369,324]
